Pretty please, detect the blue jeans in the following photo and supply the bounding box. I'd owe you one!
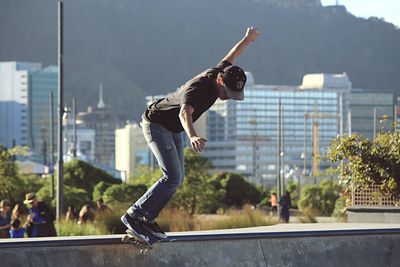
[127,119,185,222]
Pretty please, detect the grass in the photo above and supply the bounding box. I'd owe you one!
[55,220,105,236]
[55,205,277,236]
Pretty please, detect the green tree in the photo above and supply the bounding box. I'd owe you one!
[298,184,322,215]
[102,183,147,206]
[172,148,216,215]
[36,176,91,209]
[92,181,112,201]
[325,130,400,199]
[214,172,262,208]
[0,145,22,202]
[298,180,340,216]
[129,165,162,188]
[63,159,121,198]
[286,178,298,207]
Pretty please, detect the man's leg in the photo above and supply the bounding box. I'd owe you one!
[122,122,184,238]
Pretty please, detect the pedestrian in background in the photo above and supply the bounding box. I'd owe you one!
[0,199,11,238]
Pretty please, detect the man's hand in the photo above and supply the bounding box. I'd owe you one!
[190,136,207,153]
[222,26,260,64]
[245,26,260,42]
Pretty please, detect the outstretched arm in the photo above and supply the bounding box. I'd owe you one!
[222,26,260,64]
[179,104,207,153]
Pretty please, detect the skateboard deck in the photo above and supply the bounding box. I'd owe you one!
[121,229,163,254]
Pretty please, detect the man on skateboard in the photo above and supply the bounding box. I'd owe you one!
[121,26,260,243]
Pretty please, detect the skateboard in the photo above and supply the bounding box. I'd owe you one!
[121,229,163,254]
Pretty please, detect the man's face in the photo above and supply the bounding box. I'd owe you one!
[30,199,38,208]
[217,76,230,101]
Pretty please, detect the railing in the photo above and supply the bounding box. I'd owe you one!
[352,185,398,206]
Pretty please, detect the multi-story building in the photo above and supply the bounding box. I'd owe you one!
[115,122,148,181]
[204,72,351,186]
[28,66,58,161]
[0,62,42,148]
[76,84,122,166]
[349,90,395,139]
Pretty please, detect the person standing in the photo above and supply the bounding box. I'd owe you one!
[121,27,260,241]
[279,192,290,223]
[24,192,57,237]
[270,192,278,216]
[0,199,11,238]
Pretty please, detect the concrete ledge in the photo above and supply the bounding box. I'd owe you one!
[1,224,400,267]
[348,206,400,223]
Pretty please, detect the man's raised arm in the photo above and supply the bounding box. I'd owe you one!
[222,26,260,65]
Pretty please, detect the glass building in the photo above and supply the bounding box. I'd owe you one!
[0,62,42,148]
[28,66,58,161]
[204,72,350,186]
[349,90,395,139]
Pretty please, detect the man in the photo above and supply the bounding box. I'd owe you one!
[24,192,57,237]
[121,26,260,241]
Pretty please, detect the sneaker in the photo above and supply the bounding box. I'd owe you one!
[142,221,167,239]
[120,214,149,243]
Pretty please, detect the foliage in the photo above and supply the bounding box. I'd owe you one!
[55,220,105,236]
[213,172,262,208]
[19,173,46,196]
[102,183,147,206]
[332,196,347,220]
[0,145,22,202]
[63,159,121,198]
[298,180,340,216]
[286,178,298,207]
[171,148,218,215]
[36,178,91,209]
[92,181,112,201]
[129,165,162,188]
[325,130,400,199]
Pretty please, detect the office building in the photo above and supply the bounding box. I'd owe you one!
[28,66,58,161]
[76,84,122,166]
[0,62,41,148]
[204,72,350,186]
[115,122,148,181]
[349,90,395,139]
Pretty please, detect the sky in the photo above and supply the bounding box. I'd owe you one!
[321,0,400,27]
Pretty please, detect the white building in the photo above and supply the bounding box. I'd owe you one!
[115,122,148,182]
[0,62,41,147]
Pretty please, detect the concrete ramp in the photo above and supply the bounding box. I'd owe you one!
[1,223,400,267]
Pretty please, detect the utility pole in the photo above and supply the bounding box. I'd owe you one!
[50,91,55,199]
[348,109,352,135]
[276,99,282,219]
[56,0,64,220]
[72,97,77,158]
[373,107,377,139]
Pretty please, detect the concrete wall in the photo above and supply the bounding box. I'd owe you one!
[348,206,400,223]
[1,225,400,267]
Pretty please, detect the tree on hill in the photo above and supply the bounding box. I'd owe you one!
[62,159,121,198]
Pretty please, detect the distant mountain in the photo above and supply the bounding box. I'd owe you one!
[1,0,399,121]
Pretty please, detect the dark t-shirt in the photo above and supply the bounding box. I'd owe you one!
[144,60,232,133]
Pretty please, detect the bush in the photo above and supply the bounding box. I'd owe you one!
[103,183,147,205]
[332,196,347,220]
[298,180,341,216]
[92,181,112,201]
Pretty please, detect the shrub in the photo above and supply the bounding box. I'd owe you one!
[103,183,147,205]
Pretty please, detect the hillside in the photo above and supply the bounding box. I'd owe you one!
[1,0,399,121]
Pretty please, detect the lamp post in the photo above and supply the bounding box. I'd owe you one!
[56,0,64,220]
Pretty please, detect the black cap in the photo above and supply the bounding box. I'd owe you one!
[221,65,247,100]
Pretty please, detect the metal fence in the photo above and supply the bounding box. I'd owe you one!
[352,185,398,206]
